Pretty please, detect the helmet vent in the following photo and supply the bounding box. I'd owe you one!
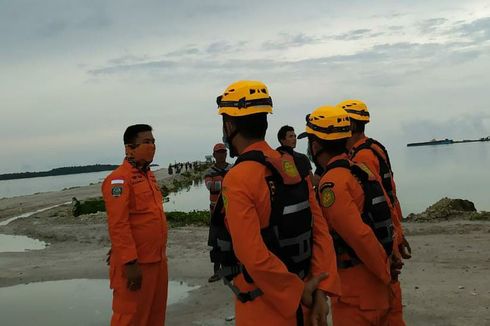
[249,89,256,94]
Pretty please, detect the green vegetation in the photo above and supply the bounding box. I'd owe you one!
[73,198,106,216]
[166,210,210,227]
[0,164,118,181]
[469,211,490,221]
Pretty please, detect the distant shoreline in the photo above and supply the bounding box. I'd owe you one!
[0,164,118,181]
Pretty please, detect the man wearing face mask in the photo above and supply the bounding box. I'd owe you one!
[298,106,398,325]
[102,124,168,326]
[214,80,341,326]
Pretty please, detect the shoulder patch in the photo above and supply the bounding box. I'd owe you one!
[319,181,335,208]
[111,185,123,197]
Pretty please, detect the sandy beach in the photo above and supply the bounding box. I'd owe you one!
[0,175,489,326]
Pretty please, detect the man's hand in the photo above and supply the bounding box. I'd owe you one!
[398,236,412,259]
[390,255,403,282]
[124,262,142,291]
[302,273,328,308]
[310,290,329,326]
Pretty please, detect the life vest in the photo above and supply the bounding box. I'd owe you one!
[350,138,396,205]
[204,163,231,209]
[211,150,313,303]
[322,159,394,269]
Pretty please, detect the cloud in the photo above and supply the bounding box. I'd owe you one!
[401,112,490,140]
[88,60,177,75]
[87,37,487,84]
[417,17,448,34]
[332,28,379,41]
[262,33,321,50]
[452,17,490,42]
[107,54,152,66]
[166,47,201,57]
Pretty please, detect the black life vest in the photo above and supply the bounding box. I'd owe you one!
[350,138,396,205]
[322,159,394,269]
[211,150,313,303]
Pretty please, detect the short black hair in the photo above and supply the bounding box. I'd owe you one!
[223,113,268,140]
[309,135,348,157]
[351,119,366,133]
[277,125,294,144]
[123,124,153,144]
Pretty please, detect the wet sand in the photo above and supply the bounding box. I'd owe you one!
[0,181,489,325]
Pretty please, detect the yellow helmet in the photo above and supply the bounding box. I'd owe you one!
[217,80,273,117]
[298,105,351,141]
[336,99,370,122]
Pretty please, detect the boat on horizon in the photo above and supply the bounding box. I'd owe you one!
[407,136,490,147]
[407,138,453,147]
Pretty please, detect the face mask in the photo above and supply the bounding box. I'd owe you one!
[222,125,238,158]
[306,143,313,162]
[129,143,155,166]
[308,141,322,171]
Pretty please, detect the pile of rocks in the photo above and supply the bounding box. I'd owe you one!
[406,197,490,222]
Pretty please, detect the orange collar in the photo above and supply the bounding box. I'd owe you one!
[350,135,368,151]
[242,140,272,154]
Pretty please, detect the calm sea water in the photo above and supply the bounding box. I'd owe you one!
[1,142,489,214]
[389,141,490,214]
[0,171,110,198]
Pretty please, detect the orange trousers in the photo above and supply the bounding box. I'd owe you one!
[388,281,405,326]
[110,259,168,326]
[332,300,389,326]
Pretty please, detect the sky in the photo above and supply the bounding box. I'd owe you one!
[1,0,490,173]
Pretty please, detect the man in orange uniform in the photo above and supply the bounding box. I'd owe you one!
[102,124,168,326]
[204,143,232,282]
[337,99,410,326]
[216,80,341,326]
[299,106,397,326]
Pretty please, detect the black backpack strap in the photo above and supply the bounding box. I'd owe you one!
[352,138,393,173]
[349,164,370,184]
[325,158,351,172]
[235,150,283,180]
[235,150,266,165]
[367,138,392,171]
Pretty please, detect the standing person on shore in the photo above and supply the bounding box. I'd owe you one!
[102,124,168,326]
[337,99,410,326]
[213,80,341,325]
[204,143,232,282]
[299,105,398,325]
[276,125,315,183]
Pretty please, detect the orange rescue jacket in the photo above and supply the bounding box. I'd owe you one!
[318,153,392,310]
[349,136,404,243]
[221,141,340,325]
[102,159,168,265]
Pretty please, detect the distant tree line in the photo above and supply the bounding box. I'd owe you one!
[0,164,119,181]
